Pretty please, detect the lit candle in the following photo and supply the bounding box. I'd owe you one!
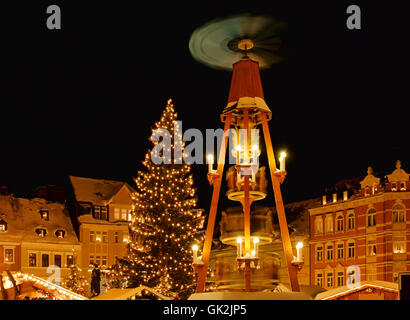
[279,152,286,171]
[207,154,214,173]
[192,245,198,262]
[296,242,303,262]
[253,237,259,257]
[236,237,242,257]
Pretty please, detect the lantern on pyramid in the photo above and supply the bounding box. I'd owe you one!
[189,14,302,293]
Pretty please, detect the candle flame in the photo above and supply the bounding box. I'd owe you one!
[280,152,286,159]
[296,242,303,249]
[253,237,259,243]
[236,237,242,243]
[192,244,198,251]
[207,154,214,162]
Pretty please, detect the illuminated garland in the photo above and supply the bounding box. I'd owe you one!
[107,99,205,299]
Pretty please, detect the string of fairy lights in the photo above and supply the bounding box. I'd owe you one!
[107,99,205,298]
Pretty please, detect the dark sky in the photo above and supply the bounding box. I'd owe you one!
[1,1,408,211]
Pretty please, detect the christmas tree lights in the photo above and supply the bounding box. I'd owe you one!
[107,99,205,299]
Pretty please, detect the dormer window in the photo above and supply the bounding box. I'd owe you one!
[392,182,397,191]
[400,182,406,191]
[40,209,49,221]
[55,229,66,239]
[0,220,7,232]
[35,228,47,237]
[94,206,108,220]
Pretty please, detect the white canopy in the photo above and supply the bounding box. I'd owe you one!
[91,285,172,300]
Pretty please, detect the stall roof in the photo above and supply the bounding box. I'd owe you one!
[91,285,172,300]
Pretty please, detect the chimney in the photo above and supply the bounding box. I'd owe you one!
[322,195,327,205]
[343,191,348,201]
[333,193,337,203]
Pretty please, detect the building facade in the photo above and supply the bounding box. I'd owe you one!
[0,194,81,283]
[68,176,135,281]
[309,161,410,290]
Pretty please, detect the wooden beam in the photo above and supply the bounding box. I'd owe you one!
[196,113,232,293]
[260,112,300,292]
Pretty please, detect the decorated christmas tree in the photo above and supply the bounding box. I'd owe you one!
[62,264,88,297]
[107,99,204,299]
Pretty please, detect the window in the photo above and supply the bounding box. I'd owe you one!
[121,209,127,221]
[393,241,406,254]
[42,254,49,267]
[336,215,344,232]
[123,234,129,243]
[90,231,95,242]
[327,272,333,288]
[367,240,376,256]
[400,182,406,191]
[128,211,132,222]
[367,208,376,227]
[347,213,355,230]
[102,255,107,267]
[66,254,74,267]
[392,204,405,224]
[114,232,119,243]
[94,206,108,220]
[96,256,101,266]
[326,245,334,261]
[315,216,323,235]
[337,272,344,287]
[54,254,62,267]
[316,273,323,288]
[89,255,95,266]
[348,242,355,258]
[114,208,120,220]
[391,182,397,191]
[102,231,108,243]
[96,231,102,242]
[325,215,334,233]
[55,229,66,239]
[316,246,323,262]
[337,243,344,259]
[4,248,14,263]
[0,219,8,232]
[35,228,47,237]
[29,253,37,267]
[40,209,49,221]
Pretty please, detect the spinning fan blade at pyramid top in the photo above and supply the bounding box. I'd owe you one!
[189,14,291,71]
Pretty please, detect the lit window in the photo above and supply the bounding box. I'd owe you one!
[90,231,95,242]
[347,213,355,230]
[35,228,47,237]
[325,215,334,233]
[337,272,344,287]
[367,208,376,227]
[327,272,333,288]
[67,254,74,267]
[102,256,107,267]
[316,246,323,262]
[348,242,355,258]
[123,235,129,243]
[89,255,94,266]
[40,209,49,221]
[96,256,101,266]
[315,216,323,235]
[367,240,376,256]
[4,248,14,263]
[100,207,108,220]
[29,253,37,267]
[96,231,102,242]
[326,245,334,261]
[400,182,406,191]
[121,209,127,221]
[114,208,120,220]
[0,220,7,232]
[316,273,323,288]
[337,243,344,259]
[55,229,66,239]
[392,204,405,224]
[391,182,397,191]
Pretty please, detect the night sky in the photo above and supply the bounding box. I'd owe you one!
[1,1,408,211]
